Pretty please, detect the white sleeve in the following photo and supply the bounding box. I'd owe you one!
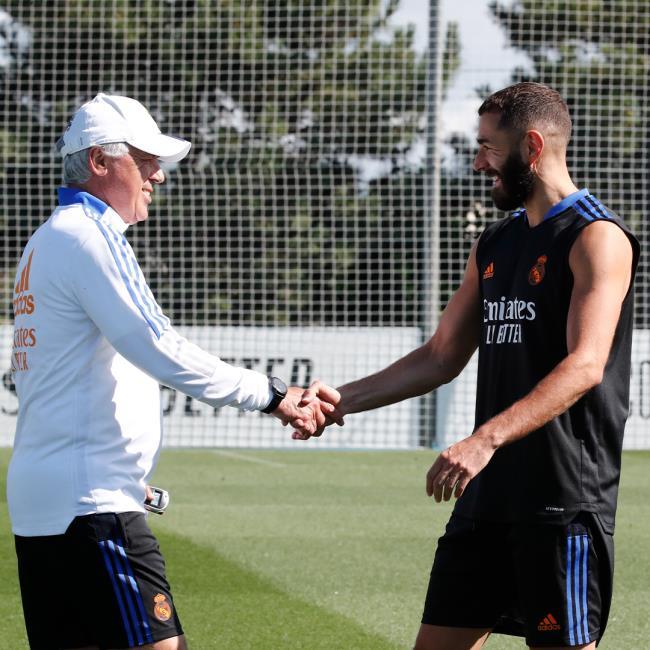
[69,227,272,411]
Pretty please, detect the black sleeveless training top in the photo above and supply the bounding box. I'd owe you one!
[453,190,640,533]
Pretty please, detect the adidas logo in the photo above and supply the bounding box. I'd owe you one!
[483,262,494,279]
[537,613,561,631]
[15,249,34,295]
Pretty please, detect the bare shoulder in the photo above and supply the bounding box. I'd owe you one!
[451,240,480,302]
[466,238,479,272]
[569,220,633,270]
[569,220,633,295]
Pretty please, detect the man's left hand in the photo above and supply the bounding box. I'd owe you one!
[426,432,497,502]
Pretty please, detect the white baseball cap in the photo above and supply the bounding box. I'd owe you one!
[57,93,191,163]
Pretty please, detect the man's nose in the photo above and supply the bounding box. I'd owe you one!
[473,149,486,173]
[151,164,165,184]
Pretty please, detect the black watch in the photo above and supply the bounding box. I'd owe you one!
[261,376,288,413]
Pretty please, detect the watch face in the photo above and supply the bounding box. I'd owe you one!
[270,376,288,396]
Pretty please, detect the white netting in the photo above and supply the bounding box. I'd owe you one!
[1,1,648,448]
[435,0,649,450]
[0,1,433,448]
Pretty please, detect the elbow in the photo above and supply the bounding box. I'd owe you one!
[437,364,462,386]
[576,358,604,391]
[426,342,464,387]
[584,365,604,390]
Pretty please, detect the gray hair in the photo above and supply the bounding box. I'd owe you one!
[62,142,130,186]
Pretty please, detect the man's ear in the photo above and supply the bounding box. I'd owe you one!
[87,146,109,177]
[524,130,544,169]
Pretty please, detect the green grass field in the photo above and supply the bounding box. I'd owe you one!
[1,448,649,649]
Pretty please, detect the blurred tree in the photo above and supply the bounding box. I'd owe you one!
[0,0,460,327]
[488,0,649,325]
[437,1,648,316]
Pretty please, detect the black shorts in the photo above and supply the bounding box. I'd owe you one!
[15,512,183,650]
[422,512,614,647]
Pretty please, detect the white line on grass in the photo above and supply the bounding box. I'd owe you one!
[209,449,287,468]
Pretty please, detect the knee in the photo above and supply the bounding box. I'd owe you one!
[147,634,188,650]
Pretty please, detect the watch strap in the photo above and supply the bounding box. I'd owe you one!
[261,377,288,414]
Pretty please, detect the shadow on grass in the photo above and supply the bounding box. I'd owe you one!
[0,517,398,650]
[158,528,399,649]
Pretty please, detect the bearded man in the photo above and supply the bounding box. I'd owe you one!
[297,83,640,650]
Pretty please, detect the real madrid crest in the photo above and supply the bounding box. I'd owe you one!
[153,593,173,622]
[528,255,547,286]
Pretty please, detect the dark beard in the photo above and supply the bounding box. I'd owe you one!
[491,151,536,211]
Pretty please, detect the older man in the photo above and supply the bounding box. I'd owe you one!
[8,93,339,650]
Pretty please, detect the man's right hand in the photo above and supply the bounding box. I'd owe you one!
[272,382,344,438]
[291,380,345,440]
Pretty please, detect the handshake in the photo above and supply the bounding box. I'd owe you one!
[270,380,345,441]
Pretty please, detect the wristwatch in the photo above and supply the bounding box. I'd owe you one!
[261,376,288,413]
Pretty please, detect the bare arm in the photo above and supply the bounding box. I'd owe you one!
[427,220,634,501]
[339,244,481,414]
[294,243,481,439]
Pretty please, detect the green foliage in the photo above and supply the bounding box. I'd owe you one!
[1,1,458,326]
[488,1,648,196]
[487,0,649,325]
[442,22,461,91]
[439,1,648,315]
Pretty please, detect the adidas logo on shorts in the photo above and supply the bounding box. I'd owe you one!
[537,613,561,631]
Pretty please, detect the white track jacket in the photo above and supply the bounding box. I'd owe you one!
[8,188,272,535]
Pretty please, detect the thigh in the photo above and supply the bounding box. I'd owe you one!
[421,515,515,629]
[16,513,184,650]
[116,512,184,646]
[512,513,614,648]
[414,624,492,650]
[73,512,184,649]
[15,531,91,649]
